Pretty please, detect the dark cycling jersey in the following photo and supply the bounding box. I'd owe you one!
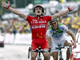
[26,15,51,39]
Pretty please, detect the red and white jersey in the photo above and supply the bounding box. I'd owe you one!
[26,15,51,39]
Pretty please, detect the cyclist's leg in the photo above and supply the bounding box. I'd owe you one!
[50,39,59,60]
[31,39,38,60]
[41,39,49,60]
[51,43,59,60]
[42,52,49,60]
[51,51,58,60]
[31,52,37,60]
[64,40,71,60]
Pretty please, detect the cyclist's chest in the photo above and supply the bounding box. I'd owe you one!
[52,30,63,36]
[52,32,63,38]
[50,29,64,38]
[29,17,48,29]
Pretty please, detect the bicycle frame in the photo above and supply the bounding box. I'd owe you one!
[28,46,51,60]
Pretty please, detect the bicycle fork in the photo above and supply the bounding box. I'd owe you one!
[59,49,63,60]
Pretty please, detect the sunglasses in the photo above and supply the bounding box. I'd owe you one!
[35,7,42,10]
[51,21,57,25]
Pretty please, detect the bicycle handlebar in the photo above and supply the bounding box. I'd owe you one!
[51,45,71,50]
[28,47,51,59]
[30,49,51,52]
[51,43,72,50]
[51,44,72,56]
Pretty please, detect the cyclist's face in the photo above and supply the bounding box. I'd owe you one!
[50,21,58,29]
[34,7,43,16]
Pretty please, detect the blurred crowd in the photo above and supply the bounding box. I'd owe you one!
[59,13,80,35]
[60,16,80,35]
[0,18,31,35]
[0,11,80,36]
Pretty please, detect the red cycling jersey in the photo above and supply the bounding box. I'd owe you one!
[26,15,51,39]
[26,15,51,50]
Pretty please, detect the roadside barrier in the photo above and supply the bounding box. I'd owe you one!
[4,33,32,45]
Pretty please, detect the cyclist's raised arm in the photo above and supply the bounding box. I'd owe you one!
[51,6,77,20]
[2,1,27,20]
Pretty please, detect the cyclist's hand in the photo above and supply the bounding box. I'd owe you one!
[2,1,10,9]
[68,5,77,11]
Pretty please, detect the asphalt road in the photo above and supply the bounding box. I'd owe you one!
[0,45,67,60]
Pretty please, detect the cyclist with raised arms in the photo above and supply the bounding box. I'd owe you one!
[2,1,77,60]
[46,18,76,60]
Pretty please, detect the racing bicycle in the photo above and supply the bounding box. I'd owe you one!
[28,46,51,60]
[51,44,72,60]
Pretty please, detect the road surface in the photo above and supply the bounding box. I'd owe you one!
[0,44,67,60]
